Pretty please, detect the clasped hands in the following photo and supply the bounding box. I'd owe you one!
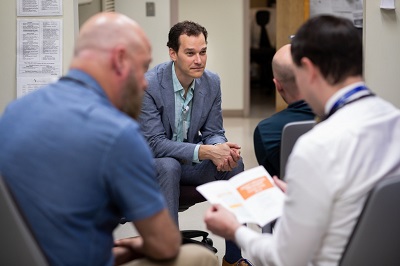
[211,142,241,172]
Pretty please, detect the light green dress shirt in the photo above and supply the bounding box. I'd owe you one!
[171,63,201,163]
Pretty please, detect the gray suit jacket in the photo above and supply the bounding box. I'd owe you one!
[139,61,227,164]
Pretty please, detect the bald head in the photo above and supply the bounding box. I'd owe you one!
[272,44,301,104]
[69,12,152,114]
[272,44,295,83]
[74,12,150,56]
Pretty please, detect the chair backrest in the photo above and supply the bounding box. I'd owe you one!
[0,175,49,266]
[339,174,400,265]
[280,120,315,179]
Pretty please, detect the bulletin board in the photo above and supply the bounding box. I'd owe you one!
[309,0,363,28]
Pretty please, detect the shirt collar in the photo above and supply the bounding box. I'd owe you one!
[288,100,307,109]
[171,62,195,93]
[64,69,108,99]
[324,81,365,115]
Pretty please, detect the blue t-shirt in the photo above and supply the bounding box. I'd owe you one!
[0,69,166,265]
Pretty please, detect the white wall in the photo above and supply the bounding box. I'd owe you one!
[364,0,400,108]
[0,1,79,114]
[115,0,172,68]
[113,0,248,114]
[78,0,102,28]
[3,1,400,114]
[179,0,248,113]
[3,0,248,114]
[78,0,173,68]
[0,1,18,114]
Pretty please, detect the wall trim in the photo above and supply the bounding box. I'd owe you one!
[222,109,244,117]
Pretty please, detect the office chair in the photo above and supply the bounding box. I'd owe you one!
[280,120,315,179]
[0,175,49,266]
[339,174,400,265]
[262,120,315,234]
[179,184,217,253]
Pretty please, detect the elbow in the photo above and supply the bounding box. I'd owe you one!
[148,232,181,261]
[158,241,181,260]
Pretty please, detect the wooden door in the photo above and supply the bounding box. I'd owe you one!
[275,0,309,111]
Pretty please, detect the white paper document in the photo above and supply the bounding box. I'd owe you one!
[17,0,63,16]
[196,166,285,227]
[17,18,62,98]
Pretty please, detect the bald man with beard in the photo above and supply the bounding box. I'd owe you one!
[0,12,217,266]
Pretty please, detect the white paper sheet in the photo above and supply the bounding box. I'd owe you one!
[17,0,63,16]
[17,19,63,98]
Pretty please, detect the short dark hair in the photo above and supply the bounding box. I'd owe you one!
[291,15,363,85]
[167,20,208,52]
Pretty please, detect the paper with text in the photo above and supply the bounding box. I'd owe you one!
[196,166,285,227]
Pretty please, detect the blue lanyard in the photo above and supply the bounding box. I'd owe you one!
[326,85,374,120]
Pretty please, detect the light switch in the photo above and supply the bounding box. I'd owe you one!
[146,2,155,17]
[380,0,395,9]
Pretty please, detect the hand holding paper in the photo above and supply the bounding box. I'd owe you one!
[197,166,285,227]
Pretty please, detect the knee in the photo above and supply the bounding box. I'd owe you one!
[178,244,218,266]
[231,158,244,175]
[226,158,244,179]
[236,158,244,172]
[154,157,181,183]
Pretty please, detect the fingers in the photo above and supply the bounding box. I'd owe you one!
[114,238,133,247]
[204,204,241,241]
[220,149,241,171]
[204,204,221,223]
[225,142,241,149]
[212,143,242,172]
[227,156,238,169]
[230,149,240,162]
[273,175,287,193]
[114,236,143,249]
[113,246,134,266]
[217,159,230,172]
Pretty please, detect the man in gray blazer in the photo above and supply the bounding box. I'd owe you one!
[139,21,249,266]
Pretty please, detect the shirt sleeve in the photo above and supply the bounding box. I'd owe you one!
[235,226,280,266]
[193,144,201,163]
[234,136,334,265]
[104,123,166,221]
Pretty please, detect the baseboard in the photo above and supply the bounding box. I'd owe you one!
[222,109,244,117]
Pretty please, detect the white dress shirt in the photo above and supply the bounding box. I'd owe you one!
[235,83,400,266]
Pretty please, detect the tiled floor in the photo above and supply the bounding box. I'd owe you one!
[114,87,276,264]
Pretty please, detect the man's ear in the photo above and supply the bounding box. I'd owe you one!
[273,78,282,93]
[274,78,286,101]
[112,46,127,76]
[300,57,317,82]
[169,48,177,62]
